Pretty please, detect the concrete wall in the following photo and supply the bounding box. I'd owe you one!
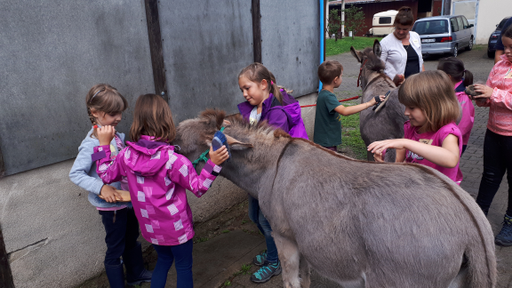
[471,0,510,44]
[0,0,320,287]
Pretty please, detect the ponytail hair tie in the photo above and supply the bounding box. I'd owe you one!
[271,80,274,85]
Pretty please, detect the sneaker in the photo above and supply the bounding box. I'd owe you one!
[252,251,268,266]
[250,261,281,283]
[495,214,512,246]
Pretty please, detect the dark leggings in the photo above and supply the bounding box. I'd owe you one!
[476,129,512,215]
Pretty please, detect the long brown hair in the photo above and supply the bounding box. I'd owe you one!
[129,94,176,143]
[238,62,284,105]
[399,70,460,133]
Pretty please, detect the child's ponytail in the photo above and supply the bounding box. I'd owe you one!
[463,69,474,87]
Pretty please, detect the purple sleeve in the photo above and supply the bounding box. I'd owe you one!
[168,157,221,198]
[94,145,124,184]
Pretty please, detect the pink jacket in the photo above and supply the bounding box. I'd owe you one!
[454,80,475,145]
[94,135,221,246]
[476,54,512,136]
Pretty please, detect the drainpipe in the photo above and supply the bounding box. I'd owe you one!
[319,0,325,91]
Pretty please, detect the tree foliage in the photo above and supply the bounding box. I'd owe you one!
[328,9,342,41]
[343,6,366,39]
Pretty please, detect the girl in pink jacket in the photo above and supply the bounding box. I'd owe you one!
[437,57,475,155]
[94,94,229,288]
[473,25,512,247]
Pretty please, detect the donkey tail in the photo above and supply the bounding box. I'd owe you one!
[461,204,497,288]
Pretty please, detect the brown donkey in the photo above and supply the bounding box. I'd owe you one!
[174,109,496,288]
[351,40,408,162]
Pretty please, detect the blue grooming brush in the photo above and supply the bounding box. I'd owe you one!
[212,131,230,161]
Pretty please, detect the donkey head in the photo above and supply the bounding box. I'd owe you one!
[350,39,386,89]
[173,109,253,168]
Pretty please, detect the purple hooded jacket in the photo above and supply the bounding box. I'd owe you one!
[237,90,308,139]
[94,135,221,246]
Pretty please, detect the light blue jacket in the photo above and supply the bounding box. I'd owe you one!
[69,127,132,208]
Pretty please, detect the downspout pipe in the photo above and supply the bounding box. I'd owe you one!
[319,0,325,91]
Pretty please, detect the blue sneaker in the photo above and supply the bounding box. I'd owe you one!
[496,214,512,246]
[250,261,281,283]
[252,251,268,266]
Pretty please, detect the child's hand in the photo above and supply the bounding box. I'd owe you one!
[368,139,404,155]
[100,185,121,203]
[209,145,229,165]
[97,125,116,146]
[472,84,493,99]
[373,151,384,162]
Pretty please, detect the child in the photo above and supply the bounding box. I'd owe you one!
[472,24,512,246]
[367,70,463,185]
[437,57,475,155]
[314,60,384,151]
[237,62,307,283]
[94,94,229,288]
[69,84,152,287]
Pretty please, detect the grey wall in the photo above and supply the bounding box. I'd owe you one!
[261,0,320,96]
[0,0,154,176]
[0,0,321,286]
[158,0,254,123]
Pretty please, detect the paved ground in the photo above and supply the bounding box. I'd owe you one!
[79,46,512,288]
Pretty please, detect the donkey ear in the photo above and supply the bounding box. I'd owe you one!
[350,46,362,63]
[373,39,382,58]
[226,134,253,150]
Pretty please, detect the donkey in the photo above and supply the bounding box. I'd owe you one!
[350,40,408,162]
[173,109,496,288]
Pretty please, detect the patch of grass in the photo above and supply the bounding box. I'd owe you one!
[222,229,230,234]
[338,101,367,160]
[193,236,209,244]
[326,36,383,56]
[223,280,232,286]
[233,264,252,276]
[471,44,486,51]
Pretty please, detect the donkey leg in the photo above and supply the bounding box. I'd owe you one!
[299,254,311,288]
[273,233,301,288]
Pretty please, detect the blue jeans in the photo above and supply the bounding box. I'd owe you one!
[476,129,512,215]
[99,208,140,266]
[152,240,193,288]
[248,195,279,263]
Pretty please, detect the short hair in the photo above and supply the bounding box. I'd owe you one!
[86,83,128,126]
[394,6,414,27]
[129,94,176,143]
[398,70,460,133]
[318,60,343,85]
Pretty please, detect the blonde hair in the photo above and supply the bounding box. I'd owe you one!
[398,70,460,133]
[129,94,176,143]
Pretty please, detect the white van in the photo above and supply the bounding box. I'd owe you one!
[368,10,398,36]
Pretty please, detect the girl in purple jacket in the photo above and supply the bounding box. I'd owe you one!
[94,94,229,288]
[237,63,307,283]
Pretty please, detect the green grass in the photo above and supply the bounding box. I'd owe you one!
[337,100,367,160]
[326,36,383,56]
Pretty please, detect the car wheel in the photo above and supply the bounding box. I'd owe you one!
[467,37,473,51]
[452,45,458,57]
[488,50,495,58]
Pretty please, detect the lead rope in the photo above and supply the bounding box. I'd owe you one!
[192,127,225,168]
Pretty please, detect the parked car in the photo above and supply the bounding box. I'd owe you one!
[412,15,474,57]
[367,10,398,36]
[487,17,511,58]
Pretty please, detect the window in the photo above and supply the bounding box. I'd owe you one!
[462,16,469,29]
[457,17,464,31]
[451,18,459,32]
[379,17,392,24]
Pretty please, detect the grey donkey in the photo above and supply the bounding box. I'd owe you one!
[351,40,408,162]
[173,109,496,288]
